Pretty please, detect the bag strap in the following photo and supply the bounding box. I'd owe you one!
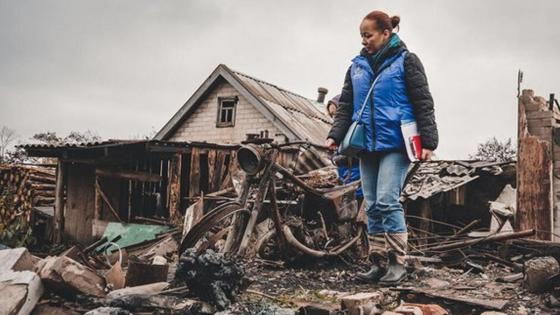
[355,74,382,119]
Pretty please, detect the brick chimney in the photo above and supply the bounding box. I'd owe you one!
[317,87,328,103]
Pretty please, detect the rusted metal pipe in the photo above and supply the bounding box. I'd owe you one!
[268,179,287,253]
[281,224,363,258]
[282,225,327,257]
[237,151,278,256]
[272,163,322,197]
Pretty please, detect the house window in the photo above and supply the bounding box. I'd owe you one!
[217,97,237,127]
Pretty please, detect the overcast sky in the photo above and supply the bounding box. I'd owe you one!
[1,0,559,159]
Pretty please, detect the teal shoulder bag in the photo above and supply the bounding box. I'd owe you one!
[338,73,382,157]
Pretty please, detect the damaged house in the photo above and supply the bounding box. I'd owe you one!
[19,64,335,245]
[154,63,332,145]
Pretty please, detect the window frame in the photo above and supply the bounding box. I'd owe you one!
[216,96,238,128]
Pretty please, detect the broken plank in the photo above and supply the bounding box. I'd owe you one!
[207,150,217,192]
[517,135,553,240]
[96,167,162,183]
[189,147,201,198]
[106,294,214,313]
[182,195,204,238]
[427,229,535,252]
[95,179,123,222]
[0,271,44,315]
[394,287,508,310]
[168,153,182,224]
[106,282,169,299]
[53,160,66,243]
[213,150,227,192]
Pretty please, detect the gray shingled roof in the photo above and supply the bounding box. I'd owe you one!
[402,160,514,201]
[154,64,332,145]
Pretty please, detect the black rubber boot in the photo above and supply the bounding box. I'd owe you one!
[378,253,407,285]
[356,256,384,282]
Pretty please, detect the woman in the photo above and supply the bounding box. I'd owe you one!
[326,10,438,285]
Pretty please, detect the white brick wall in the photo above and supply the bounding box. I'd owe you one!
[168,81,284,143]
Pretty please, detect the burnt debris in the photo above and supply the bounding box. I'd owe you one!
[174,248,246,310]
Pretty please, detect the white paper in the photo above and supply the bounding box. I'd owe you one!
[401,120,419,161]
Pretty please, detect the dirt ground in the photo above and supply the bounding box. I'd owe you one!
[219,256,560,315]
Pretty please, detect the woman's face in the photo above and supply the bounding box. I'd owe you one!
[360,19,391,54]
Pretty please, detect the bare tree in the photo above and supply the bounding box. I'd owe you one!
[1,130,103,165]
[30,131,60,145]
[31,130,101,146]
[3,145,36,164]
[0,126,17,162]
[129,126,158,140]
[469,137,516,162]
[63,130,102,144]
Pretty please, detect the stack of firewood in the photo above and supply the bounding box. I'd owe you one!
[0,164,56,228]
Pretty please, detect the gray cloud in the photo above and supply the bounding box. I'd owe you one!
[0,0,558,158]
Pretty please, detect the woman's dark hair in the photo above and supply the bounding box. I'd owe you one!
[363,10,400,33]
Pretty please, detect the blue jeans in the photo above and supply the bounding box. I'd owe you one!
[359,151,410,234]
[337,164,363,199]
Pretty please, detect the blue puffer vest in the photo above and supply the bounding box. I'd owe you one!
[350,51,416,152]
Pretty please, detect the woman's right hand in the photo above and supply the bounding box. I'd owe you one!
[325,138,337,151]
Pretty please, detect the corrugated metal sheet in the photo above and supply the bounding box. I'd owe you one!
[20,140,123,149]
[19,139,240,152]
[402,160,513,201]
[232,70,332,145]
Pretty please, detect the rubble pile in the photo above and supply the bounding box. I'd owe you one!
[4,143,560,314]
[0,235,220,314]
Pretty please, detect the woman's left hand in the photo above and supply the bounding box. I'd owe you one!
[421,149,433,161]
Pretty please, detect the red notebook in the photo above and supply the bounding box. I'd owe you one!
[401,121,422,161]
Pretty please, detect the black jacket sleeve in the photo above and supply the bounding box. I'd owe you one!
[327,66,354,144]
[404,53,439,150]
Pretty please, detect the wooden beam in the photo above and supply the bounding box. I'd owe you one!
[213,151,227,192]
[417,199,432,247]
[207,150,217,192]
[516,91,554,240]
[168,153,182,224]
[65,163,96,244]
[94,176,101,221]
[189,148,201,198]
[95,179,123,222]
[182,193,204,238]
[219,153,235,191]
[517,136,552,240]
[96,167,162,183]
[53,160,66,243]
